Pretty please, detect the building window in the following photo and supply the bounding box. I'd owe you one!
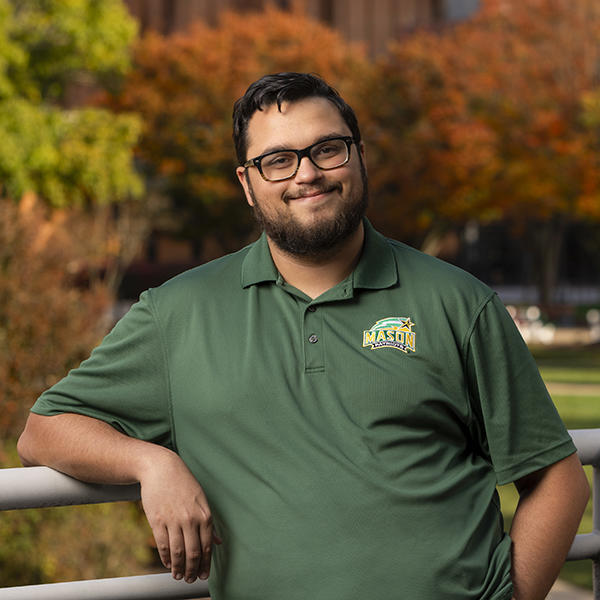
[445,0,480,22]
[320,0,334,24]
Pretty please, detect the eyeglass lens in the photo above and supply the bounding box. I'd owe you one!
[262,138,349,181]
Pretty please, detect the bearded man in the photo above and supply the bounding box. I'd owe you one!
[19,72,588,600]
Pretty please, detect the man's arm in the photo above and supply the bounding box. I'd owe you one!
[18,412,220,583]
[509,452,589,600]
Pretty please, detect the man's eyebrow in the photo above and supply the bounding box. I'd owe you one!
[257,132,349,156]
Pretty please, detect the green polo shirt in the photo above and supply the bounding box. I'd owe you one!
[33,220,575,600]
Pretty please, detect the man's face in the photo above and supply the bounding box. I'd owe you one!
[236,97,368,258]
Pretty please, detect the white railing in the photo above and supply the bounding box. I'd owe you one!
[1,429,599,599]
[0,467,209,599]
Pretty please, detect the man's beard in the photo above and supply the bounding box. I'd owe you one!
[248,166,369,259]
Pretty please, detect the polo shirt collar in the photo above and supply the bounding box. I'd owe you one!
[241,218,398,291]
[352,218,398,290]
[241,231,279,288]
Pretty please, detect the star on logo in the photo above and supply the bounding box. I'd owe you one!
[398,317,414,331]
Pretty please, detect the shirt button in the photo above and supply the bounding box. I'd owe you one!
[307,305,316,312]
[308,334,319,343]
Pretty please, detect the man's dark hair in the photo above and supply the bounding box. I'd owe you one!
[232,72,361,165]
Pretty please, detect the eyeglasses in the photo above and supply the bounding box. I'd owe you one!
[242,136,357,182]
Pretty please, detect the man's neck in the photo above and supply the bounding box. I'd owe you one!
[266,222,365,299]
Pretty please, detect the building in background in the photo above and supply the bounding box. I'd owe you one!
[123,0,479,57]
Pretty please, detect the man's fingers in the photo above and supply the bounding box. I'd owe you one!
[148,512,217,583]
[153,524,172,570]
[198,508,214,580]
[168,527,186,580]
[175,508,216,583]
[183,523,203,583]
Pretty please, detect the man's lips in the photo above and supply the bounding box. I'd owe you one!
[284,184,341,202]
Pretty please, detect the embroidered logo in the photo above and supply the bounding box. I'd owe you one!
[362,317,416,353]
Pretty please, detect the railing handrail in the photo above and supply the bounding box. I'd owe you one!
[1,428,599,599]
[569,429,600,469]
[0,466,140,511]
[0,574,209,600]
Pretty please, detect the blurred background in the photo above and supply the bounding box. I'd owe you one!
[0,0,598,592]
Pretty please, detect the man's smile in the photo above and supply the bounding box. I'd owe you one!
[284,183,342,203]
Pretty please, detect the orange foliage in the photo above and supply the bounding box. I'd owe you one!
[108,7,368,250]
[364,0,600,241]
[0,195,145,438]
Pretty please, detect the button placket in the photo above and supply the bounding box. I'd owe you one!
[303,305,324,372]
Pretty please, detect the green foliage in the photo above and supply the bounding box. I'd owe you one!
[5,0,137,102]
[582,90,600,129]
[0,99,142,207]
[0,1,25,98]
[0,0,142,207]
[50,108,142,205]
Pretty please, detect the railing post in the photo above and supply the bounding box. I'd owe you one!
[594,464,600,600]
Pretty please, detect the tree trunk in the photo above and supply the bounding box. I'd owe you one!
[532,217,567,310]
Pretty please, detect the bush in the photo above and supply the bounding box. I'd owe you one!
[0,194,146,439]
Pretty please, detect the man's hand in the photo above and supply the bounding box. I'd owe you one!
[18,412,221,583]
[139,451,222,583]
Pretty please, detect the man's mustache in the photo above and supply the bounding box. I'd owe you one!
[283,183,342,203]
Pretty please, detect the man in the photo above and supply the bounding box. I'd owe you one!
[18,72,588,600]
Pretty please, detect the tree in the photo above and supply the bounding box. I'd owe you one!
[0,1,156,585]
[109,7,369,255]
[0,194,147,439]
[0,0,145,439]
[364,0,600,306]
[0,0,143,206]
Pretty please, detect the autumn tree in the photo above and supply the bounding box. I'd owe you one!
[0,196,154,586]
[0,2,152,584]
[364,0,600,306]
[109,7,369,255]
[0,0,145,432]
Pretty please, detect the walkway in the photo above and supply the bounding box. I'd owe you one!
[547,382,600,397]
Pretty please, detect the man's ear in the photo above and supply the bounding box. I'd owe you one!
[236,167,255,207]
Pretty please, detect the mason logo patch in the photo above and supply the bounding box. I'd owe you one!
[362,317,416,353]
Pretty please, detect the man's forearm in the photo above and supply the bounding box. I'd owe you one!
[17,412,172,484]
[509,453,589,600]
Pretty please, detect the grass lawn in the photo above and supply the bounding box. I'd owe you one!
[497,344,600,590]
[534,344,600,383]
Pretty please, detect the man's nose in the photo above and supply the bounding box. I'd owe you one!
[294,156,323,183]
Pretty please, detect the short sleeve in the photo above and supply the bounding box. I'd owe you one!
[31,289,174,449]
[465,293,575,485]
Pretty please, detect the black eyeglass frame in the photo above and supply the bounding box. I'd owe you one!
[242,136,357,182]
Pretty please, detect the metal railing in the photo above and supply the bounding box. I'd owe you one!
[0,467,209,599]
[565,429,600,599]
[1,429,599,599]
